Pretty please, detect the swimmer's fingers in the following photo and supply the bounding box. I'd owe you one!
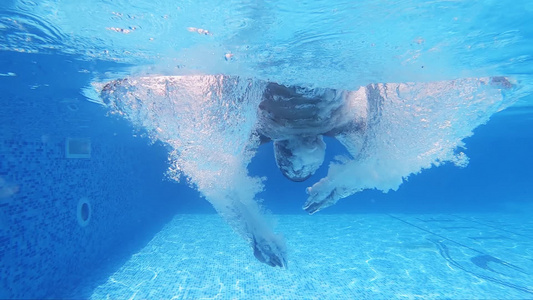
[251,233,288,268]
[303,179,340,214]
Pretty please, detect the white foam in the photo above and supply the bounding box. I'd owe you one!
[100,75,287,266]
[305,78,517,212]
[98,74,517,265]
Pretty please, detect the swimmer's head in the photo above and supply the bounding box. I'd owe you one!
[273,135,326,182]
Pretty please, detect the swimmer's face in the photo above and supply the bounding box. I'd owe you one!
[274,136,326,182]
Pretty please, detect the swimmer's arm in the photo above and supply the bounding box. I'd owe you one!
[213,197,287,268]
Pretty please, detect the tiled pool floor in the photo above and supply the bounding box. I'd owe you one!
[90,213,533,299]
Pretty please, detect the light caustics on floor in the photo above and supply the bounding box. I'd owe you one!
[90,213,533,299]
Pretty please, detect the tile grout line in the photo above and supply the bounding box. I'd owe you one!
[451,214,533,241]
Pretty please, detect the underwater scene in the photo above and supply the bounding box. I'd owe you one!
[1,0,532,299]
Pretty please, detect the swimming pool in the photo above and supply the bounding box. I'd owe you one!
[89,214,533,299]
[1,0,532,299]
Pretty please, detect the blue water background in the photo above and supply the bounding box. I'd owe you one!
[3,46,532,299]
[1,1,533,298]
[7,50,531,216]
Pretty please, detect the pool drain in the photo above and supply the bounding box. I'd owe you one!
[77,197,92,227]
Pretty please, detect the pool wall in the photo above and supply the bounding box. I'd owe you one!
[0,83,192,298]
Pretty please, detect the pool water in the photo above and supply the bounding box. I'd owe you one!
[1,0,533,299]
[90,214,533,299]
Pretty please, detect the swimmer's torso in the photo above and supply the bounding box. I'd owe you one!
[256,82,368,182]
[257,83,365,141]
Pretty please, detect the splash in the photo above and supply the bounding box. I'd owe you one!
[4,1,533,90]
[98,74,516,266]
[304,77,516,213]
[101,75,287,267]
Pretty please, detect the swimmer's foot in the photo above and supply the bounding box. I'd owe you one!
[251,234,287,268]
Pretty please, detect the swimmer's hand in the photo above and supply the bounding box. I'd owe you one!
[303,178,343,214]
[251,234,287,268]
